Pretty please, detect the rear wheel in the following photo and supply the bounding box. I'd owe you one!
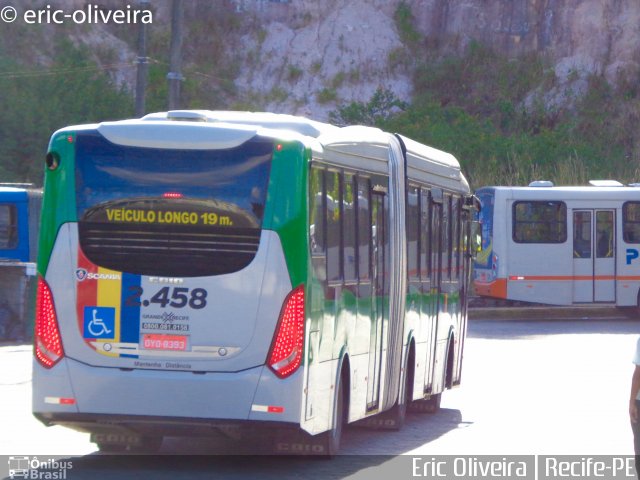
[383,349,414,430]
[318,373,345,457]
[409,393,441,413]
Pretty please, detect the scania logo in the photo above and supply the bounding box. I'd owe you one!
[75,268,121,282]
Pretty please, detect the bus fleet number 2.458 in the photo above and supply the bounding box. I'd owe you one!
[125,286,208,310]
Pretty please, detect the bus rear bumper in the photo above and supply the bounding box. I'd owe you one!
[33,411,295,441]
[33,357,303,429]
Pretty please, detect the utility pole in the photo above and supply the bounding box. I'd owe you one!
[167,0,184,110]
[135,0,150,117]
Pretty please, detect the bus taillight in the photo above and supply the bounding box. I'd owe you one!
[268,285,305,379]
[34,276,64,369]
[162,192,183,199]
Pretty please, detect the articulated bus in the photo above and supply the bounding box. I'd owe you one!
[474,181,640,309]
[33,110,477,455]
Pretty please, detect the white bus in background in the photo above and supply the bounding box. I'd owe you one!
[474,180,640,309]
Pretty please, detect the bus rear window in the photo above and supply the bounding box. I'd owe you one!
[75,131,273,277]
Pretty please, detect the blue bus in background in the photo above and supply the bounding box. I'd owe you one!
[0,185,41,263]
[0,185,41,341]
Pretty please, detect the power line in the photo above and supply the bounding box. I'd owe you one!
[0,62,137,79]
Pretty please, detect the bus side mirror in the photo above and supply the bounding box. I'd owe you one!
[470,221,482,258]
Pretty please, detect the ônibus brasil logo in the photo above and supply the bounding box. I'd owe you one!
[75,268,121,282]
[7,456,73,479]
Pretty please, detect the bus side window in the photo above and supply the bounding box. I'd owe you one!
[420,188,430,282]
[451,196,461,282]
[309,165,326,281]
[357,176,371,282]
[513,201,567,244]
[442,194,451,282]
[0,204,18,250]
[407,185,420,280]
[343,173,357,283]
[623,202,640,244]
[326,170,343,284]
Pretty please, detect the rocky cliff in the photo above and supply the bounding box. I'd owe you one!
[13,0,640,120]
[227,0,640,118]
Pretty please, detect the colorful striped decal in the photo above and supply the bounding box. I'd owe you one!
[76,249,96,335]
[120,273,141,358]
[77,248,140,358]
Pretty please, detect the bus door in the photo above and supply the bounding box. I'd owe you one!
[572,209,616,302]
[367,191,386,410]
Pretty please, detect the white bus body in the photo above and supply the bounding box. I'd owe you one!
[474,183,640,308]
[33,111,474,455]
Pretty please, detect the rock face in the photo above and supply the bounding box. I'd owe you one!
[30,0,639,119]
[414,0,640,84]
[228,0,640,118]
[233,0,410,118]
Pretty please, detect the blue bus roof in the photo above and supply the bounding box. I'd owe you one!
[0,187,29,201]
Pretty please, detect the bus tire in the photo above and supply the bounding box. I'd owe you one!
[416,393,442,413]
[318,372,345,457]
[382,346,414,430]
[409,393,441,414]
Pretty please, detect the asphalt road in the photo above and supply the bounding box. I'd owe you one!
[1,314,638,479]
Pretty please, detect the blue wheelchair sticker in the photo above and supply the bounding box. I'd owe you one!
[83,307,116,339]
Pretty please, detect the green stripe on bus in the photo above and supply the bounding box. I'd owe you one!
[38,131,78,276]
[263,141,309,288]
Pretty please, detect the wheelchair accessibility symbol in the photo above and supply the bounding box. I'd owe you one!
[83,306,116,339]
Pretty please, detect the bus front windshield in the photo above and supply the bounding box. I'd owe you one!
[474,189,494,268]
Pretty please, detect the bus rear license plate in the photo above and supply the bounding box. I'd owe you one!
[90,433,144,446]
[142,334,188,351]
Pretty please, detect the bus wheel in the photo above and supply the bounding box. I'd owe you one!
[383,355,413,430]
[409,393,441,414]
[318,375,345,457]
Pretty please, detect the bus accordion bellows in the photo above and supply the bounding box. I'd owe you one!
[474,181,640,309]
[33,110,477,455]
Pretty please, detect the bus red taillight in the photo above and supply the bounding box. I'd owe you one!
[268,285,305,379]
[34,276,64,369]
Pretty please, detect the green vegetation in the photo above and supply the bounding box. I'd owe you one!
[0,36,132,183]
[0,0,637,192]
[317,87,338,104]
[394,1,421,47]
[333,36,640,188]
[0,5,243,185]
